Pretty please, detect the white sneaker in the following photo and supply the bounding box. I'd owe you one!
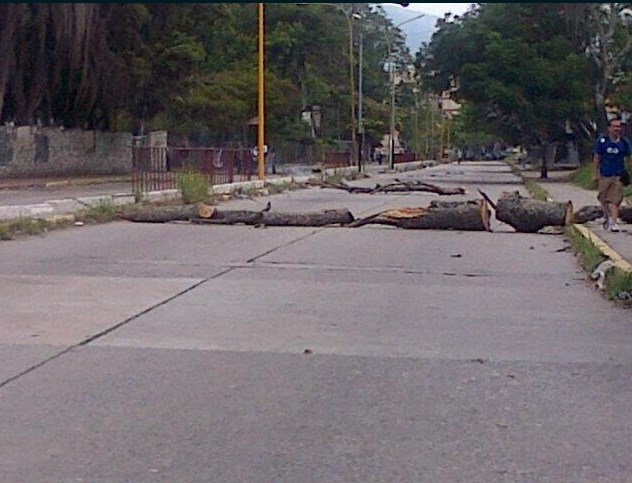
[609,222,621,232]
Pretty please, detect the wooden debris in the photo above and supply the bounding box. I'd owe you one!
[120,204,200,223]
[120,203,354,227]
[495,191,573,233]
[477,189,498,211]
[311,179,465,196]
[357,199,491,231]
[573,205,632,224]
[573,205,603,224]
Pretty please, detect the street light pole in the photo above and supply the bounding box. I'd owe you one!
[389,56,396,169]
[257,3,265,181]
[386,13,425,170]
[357,17,364,171]
[347,12,357,167]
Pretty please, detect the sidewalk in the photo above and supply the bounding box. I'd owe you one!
[0,174,132,190]
[524,170,632,274]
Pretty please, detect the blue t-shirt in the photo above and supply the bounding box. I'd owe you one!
[593,135,630,176]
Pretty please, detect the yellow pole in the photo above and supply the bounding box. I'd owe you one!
[257,3,265,180]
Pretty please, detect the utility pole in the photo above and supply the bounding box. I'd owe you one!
[387,13,425,170]
[357,26,364,171]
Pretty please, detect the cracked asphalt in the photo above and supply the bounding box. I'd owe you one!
[1,161,631,482]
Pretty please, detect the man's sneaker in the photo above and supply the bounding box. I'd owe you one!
[609,222,621,232]
[603,217,611,230]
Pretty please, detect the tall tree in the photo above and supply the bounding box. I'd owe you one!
[420,3,594,161]
[584,3,632,131]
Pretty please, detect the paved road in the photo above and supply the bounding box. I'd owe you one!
[1,162,631,482]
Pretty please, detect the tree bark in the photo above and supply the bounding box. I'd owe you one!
[358,199,491,231]
[496,191,573,233]
[313,179,465,195]
[120,204,354,226]
[573,205,632,224]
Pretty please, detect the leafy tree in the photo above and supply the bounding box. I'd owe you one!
[420,3,594,171]
[0,2,418,156]
[583,3,632,131]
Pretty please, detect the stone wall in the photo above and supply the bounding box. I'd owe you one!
[0,126,136,177]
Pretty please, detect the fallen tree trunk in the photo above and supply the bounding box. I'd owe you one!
[496,191,573,233]
[121,203,354,226]
[312,179,465,195]
[119,205,199,223]
[358,199,491,231]
[192,209,354,227]
[573,205,632,224]
[573,205,604,224]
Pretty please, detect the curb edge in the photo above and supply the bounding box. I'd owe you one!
[572,223,632,274]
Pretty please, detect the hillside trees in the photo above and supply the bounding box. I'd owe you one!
[0,4,145,128]
[420,4,594,152]
[419,2,632,168]
[0,2,407,151]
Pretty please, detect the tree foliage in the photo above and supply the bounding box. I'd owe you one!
[419,2,632,150]
[0,2,411,150]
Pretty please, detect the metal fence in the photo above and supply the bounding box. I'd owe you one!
[132,146,255,196]
[132,144,356,196]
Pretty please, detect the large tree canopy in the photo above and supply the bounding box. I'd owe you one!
[0,2,411,149]
[8,2,632,158]
[419,2,632,150]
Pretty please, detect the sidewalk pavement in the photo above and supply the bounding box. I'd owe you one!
[0,174,132,190]
[524,170,632,274]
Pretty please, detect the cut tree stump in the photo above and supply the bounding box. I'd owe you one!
[357,199,491,231]
[120,203,354,227]
[495,191,573,233]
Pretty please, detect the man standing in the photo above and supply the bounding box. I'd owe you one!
[593,118,631,232]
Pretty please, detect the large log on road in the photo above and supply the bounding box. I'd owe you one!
[192,209,354,227]
[120,203,354,226]
[358,199,491,231]
[312,179,465,195]
[573,205,632,224]
[496,191,573,233]
[120,205,199,223]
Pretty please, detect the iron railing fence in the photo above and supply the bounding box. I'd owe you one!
[132,146,254,196]
[131,143,367,197]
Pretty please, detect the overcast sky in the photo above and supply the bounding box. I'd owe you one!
[406,3,473,17]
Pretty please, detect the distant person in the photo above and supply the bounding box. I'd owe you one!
[593,118,631,232]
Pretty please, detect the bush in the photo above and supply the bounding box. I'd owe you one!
[176,171,210,204]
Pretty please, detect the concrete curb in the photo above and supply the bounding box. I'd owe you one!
[572,223,632,274]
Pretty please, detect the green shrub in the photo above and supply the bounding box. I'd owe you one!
[0,223,14,240]
[76,200,117,223]
[176,171,210,204]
